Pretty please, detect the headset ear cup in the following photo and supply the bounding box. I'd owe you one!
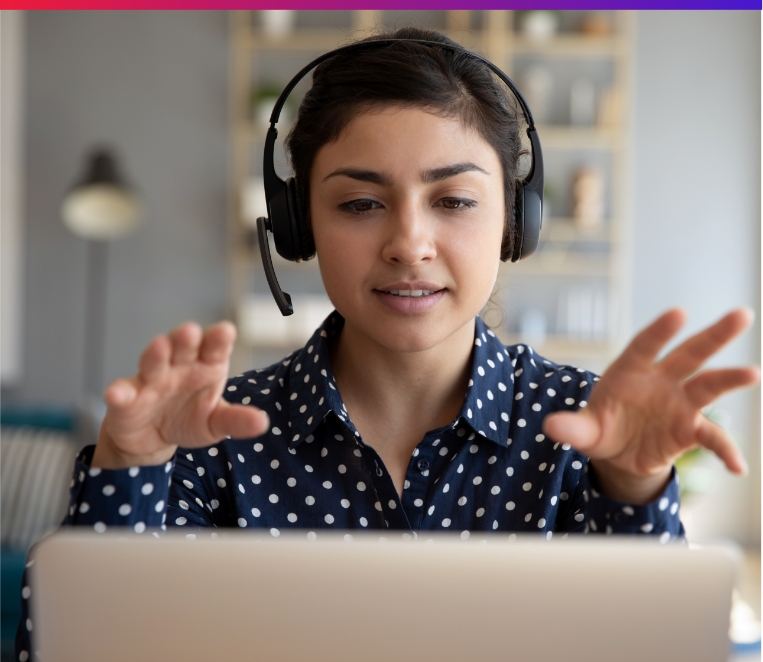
[518,185,542,260]
[285,177,315,261]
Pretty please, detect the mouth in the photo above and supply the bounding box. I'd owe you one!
[376,289,442,298]
[372,284,447,313]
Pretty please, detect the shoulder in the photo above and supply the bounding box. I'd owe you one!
[504,341,599,411]
[222,350,299,414]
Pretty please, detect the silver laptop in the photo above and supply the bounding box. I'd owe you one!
[29,530,739,662]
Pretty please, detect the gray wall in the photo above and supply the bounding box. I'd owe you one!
[631,11,760,545]
[3,11,229,407]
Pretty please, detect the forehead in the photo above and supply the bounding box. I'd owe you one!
[311,105,500,179]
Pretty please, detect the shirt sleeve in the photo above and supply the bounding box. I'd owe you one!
[556,455,684,541]
[15,565,33,662]
[15,442,224,661]
[62,445,175,532]
[583,462,684,539]
[164,447,227,529]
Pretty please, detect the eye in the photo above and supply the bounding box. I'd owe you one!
[437,197,477,210]
[338,199,382,214]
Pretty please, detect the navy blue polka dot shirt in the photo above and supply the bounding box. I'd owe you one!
[16,311,683,660]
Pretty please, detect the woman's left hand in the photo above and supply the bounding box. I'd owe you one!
[542,308,759,505]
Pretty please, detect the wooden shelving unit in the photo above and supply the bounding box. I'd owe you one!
[227,11,636,375]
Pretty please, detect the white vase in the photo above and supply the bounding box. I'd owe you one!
[261,10,296,38]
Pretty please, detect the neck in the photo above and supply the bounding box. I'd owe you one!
[329,317,475,439]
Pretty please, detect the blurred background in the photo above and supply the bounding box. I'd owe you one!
[0,10,760,659]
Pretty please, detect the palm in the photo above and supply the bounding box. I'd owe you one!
[579,361,709,477]
[543,308,758,492]
[99,322,269,465]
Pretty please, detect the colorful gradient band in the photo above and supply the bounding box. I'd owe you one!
[2,2,761,9]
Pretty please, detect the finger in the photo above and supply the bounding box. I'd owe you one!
[169,322,203,366]
[198,321,237,365]
[542,410,601,454]
[609,308,687,372]
[208,401,270,441]
[104,377,139,408]
[695,416,748,475]
[138,334,171,384]
[684,366,761,409]
[659,308,755,379]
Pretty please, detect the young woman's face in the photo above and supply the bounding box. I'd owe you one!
[310,105,505,353]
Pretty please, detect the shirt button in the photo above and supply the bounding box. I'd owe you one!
[417,459,429,472]
[613,512,626,524]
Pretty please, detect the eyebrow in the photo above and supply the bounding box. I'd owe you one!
[322,167,392,186]
[321,162,489,186]
[422,162,490,183]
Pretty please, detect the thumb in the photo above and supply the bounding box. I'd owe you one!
[542,410,601,453]
[208,401,270,441]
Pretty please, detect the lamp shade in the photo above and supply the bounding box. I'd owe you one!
[61,149,142,241]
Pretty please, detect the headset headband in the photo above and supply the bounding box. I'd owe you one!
[265,38,543,194]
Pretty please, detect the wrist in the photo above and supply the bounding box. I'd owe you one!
[588,459,673,506]
[91,426,177,470]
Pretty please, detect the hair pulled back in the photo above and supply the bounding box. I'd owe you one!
[284,26,525,259]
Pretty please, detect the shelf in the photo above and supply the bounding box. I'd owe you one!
[243,28,626,60]
[496,331,616,361]
[245,29,355,52]
[536,125,624,150]
[540,218,612,243]
[503,250,610,277]
[511,34,626,59]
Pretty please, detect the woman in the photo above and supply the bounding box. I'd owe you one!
[16,26,758,660]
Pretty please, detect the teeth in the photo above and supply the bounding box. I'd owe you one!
[385,289,435,297]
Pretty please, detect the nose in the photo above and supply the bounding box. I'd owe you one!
[380,200,437,266]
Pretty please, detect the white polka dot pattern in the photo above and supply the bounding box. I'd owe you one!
[60,312,683,542]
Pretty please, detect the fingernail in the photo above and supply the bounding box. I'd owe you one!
[739,455,749,476]
[259,410,270,429]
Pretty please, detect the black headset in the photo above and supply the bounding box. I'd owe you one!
[256,38,544,316]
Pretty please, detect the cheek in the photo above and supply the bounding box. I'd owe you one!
[312,220,371,305]
[452,233,501,310]
[445,206,504,287]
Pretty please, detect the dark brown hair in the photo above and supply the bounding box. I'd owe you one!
[284,26,525,258]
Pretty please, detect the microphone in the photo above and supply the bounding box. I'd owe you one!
[256,216,294,316]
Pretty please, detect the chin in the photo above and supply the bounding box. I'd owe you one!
[341,301,474,354]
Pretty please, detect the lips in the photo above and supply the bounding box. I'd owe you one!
[381,289,437,298]
[373,282,447,313]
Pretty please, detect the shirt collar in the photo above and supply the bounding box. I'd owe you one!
[287,311,350,449]
[459,316,515,448]
[287,311,515,450]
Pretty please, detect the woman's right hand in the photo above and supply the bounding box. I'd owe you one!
[91,321,269,469]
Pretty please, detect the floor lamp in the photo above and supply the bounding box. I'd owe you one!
[60,148,142,440]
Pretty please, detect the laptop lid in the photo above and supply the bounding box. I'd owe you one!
[29,530,738,662]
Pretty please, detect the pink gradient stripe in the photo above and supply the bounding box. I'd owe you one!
[2,1,761,8]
